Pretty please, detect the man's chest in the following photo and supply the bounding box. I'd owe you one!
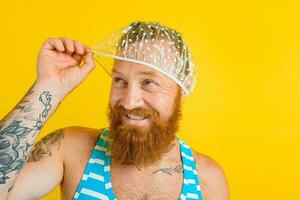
[110,164,183,200]
[61,154,184,200]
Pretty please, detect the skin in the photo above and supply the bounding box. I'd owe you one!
[0,38,229,200]
[0,38,94,199]
[110,59,181,127]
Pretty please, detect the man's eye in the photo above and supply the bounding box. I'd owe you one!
[114,77,124,83]
[143,80,157,87]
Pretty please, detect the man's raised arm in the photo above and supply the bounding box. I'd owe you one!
[0,38,95,199]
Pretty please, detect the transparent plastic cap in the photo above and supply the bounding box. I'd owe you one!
[92,21,196,95]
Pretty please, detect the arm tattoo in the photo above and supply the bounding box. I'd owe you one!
[33,91,52,132]
[28,129,64,162]
[39,91,52,119]
[0,85,53,185]
[152,165,183,175]
[12,84,35,114]
[0,121,33,184]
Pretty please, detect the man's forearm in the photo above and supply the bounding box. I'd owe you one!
[0,81,62,194]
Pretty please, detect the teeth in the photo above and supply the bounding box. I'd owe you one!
[126,113,147,120]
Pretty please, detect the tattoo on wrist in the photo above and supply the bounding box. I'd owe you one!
[39,91,52,118]
[33,91,52,132]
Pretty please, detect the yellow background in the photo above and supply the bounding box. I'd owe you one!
[0,0,300,199]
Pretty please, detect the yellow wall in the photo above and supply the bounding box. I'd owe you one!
[0,0,299,199]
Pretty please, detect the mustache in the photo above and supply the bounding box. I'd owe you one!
[110,104,160,121]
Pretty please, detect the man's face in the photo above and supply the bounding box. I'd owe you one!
[107,60,183,167]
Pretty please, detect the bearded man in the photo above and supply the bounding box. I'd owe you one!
[0,22,229,200]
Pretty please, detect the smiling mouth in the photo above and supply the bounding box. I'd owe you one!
[125,113,148,120]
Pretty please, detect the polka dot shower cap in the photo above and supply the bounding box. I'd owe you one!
[92,21,196,95]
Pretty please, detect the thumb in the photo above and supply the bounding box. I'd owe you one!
[80,52,95,77]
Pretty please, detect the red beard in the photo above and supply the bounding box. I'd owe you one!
[107,89,182,167]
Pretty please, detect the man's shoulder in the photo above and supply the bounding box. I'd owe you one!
[39,126,105,158]
[59,126,105,148]
[60,126,104,141]
[191,149,229,199]
[191,150,224,177]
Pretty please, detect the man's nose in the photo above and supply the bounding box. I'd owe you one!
[120,84,143,110]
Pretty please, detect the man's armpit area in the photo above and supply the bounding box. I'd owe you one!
[28,129,65,162]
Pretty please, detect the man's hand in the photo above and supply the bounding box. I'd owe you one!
[36,38,95,99]
[0,38,94,199]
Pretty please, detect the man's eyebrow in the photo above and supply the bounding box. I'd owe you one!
[112,69,158,76]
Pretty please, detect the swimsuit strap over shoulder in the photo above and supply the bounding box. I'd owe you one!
[73,129,115,200]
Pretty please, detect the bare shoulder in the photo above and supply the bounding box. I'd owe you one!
[59,126,104,153]
[60,126,104,145]
[191,149,229,200]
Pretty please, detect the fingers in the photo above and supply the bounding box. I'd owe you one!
[45,38,65,52]
[61,38,75,55]
[84,45,91,53]
[43,38,91,56]
[74,41,84,55]
[80,51,95,76]
[42,37,95,77]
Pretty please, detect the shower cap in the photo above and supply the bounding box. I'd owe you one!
[92,21,196,95]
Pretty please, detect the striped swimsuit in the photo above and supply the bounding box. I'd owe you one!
[72,128,203,200]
